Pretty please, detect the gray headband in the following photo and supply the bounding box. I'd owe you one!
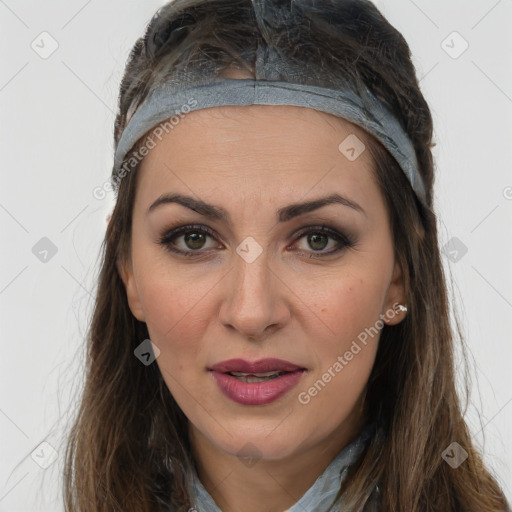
[113,77,427,206]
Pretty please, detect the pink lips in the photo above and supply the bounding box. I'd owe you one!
[208,358,306,406]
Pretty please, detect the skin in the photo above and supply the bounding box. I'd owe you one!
[119,104,406,512]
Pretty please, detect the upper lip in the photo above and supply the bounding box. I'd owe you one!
[208,358,305,373]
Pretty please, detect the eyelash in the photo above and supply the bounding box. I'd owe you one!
[157,223,356,258]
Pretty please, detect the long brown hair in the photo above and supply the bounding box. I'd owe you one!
[63,1,510,510]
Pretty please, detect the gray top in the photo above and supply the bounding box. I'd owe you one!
[190,423,375,512]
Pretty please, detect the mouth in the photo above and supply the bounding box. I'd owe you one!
[207,358,307,405]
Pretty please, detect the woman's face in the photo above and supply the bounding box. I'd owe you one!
[120,105,406,462]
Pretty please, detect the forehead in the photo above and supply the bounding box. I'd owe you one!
[134,104,382,216]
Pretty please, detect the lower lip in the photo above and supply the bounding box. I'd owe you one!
[210,370,305,405]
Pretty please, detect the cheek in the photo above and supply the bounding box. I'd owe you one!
[296,273,386,407]
[138,269,215,397]
[311,272,387,348]
[133,255,219,352]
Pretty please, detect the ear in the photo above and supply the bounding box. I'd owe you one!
[382,259,407,326]
[117,257,146,322]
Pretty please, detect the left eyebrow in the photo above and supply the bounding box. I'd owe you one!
[147,192,367,222]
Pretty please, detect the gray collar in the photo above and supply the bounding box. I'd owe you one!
[190,424,375,512]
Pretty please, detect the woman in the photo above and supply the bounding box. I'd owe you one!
[63,0,511,510]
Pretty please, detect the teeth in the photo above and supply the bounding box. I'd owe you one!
[227,371,287,383]
[230,373,283,383]
[229,371,284,377]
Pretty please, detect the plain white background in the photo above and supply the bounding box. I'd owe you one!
[1,0,511,510]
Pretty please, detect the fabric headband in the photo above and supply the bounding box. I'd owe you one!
[113,77,427,206]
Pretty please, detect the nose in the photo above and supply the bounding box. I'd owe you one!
[218,247,290,342]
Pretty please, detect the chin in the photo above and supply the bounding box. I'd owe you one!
[214,425,306,462]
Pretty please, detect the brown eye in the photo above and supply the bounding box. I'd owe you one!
[292,226,356,257]
[182,231,208,250]
[305,232,330,251]
[158,224,355,258]
[158,225,220,257]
